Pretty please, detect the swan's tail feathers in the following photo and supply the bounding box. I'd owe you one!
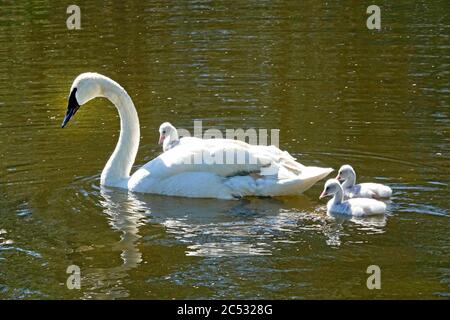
[257,166,333,196]
[279,158,304,175]
[290,166,334,194]
[301,166,334,182]
[257,150,304,178]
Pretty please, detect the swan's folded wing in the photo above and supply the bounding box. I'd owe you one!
[140,141,272,179]
[129,139,333,197]
[347,198,387,216]
[255,166,333,196]
[134,138,321,191]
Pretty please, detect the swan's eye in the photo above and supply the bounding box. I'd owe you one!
[162,130,166,134]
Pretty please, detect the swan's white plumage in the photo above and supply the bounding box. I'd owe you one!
[320,179,387,216]
[65,73,333,199]
[326,197,387,216]
[337,164,392,199]
[130,138,333,199]
[344,183,392,199]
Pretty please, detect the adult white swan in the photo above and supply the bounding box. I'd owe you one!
[61,73,333,200]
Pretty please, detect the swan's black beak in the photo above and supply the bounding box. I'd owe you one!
[61,88,79,128]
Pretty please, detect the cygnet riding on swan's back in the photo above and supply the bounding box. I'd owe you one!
[158,122,201,152]
[159,122,179,151]
[336,165,392,199]
[320,179,387,216]
[61,72,333,200]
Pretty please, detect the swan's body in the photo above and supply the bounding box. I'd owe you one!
[130,139,333,199]
[337,165,392,199]
[62,73,333,200]
[320,179,387,216]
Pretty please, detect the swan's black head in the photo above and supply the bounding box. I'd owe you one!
[61,88,80,128]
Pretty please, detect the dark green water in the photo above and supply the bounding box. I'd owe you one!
[0,1,448,299]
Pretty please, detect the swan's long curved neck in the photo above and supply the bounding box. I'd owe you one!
[99,78,140,188]
[331,186,344,205]
[342,172,356,189]
[164,130,179,150]
[170,130,179,142]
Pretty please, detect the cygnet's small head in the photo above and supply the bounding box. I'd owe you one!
[336,164,355,182]
[61,72,105,128]
[158,122,176,145]
[319,179,342,199]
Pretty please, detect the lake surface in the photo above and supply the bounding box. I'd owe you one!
[0,1,448,299]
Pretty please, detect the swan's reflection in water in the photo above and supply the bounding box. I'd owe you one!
[99,189,388,257]
[322,213,387,247]
[82,187,388,298]
[99,189,148,268]
[80,188,149,299]
[138,195,320,257]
